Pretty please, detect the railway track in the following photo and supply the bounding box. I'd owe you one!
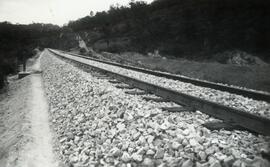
[48,48,270,136]
[51,49,270,103]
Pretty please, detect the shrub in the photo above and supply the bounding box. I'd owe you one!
[0,72,4,89]
[79,48,87,54]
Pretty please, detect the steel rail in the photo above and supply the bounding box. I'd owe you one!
[48,49,270,136]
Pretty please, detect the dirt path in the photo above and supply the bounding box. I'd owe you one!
[0,52,59,167]
[19,54,58,167]
[19,75,58,167]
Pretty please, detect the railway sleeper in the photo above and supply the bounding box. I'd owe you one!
[91,73,107,77]
[95,76,111,79]
[108,80,122,84]
[143,96,170,102]
[125,90,147,95]
[91,73,110,79]
[115,85,135,89]
[202,120,246,131]
[161,106,195,112]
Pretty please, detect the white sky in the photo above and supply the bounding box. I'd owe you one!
[0,0,154,26]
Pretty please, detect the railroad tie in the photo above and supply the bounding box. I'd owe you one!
[115,85,134,89]
[93,75,110,79]
[109,80,122,84]
[125,90,147,95]
[143,96,170,102]
[161,106,194,112]
[202,120,245,131]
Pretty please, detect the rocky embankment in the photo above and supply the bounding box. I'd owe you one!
[41,50,270,167]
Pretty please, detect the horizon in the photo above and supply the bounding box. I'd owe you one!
[0,0,154,26]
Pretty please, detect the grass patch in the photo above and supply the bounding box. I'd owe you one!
[101,52,270,92]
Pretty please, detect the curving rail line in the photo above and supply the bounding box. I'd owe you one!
[47,48,270,136]
[51,49,270,103]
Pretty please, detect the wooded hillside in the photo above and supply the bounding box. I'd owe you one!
[0,22,60,88]
[68,0,270,60]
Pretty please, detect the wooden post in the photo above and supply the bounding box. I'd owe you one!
[23,55,26,72]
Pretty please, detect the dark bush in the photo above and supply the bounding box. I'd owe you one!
[79,48,87,54]
[0,22,61,89]
[0,72,4,88]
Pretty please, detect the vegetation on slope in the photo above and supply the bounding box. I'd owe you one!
[68,0,270,61]
[0,22,60,88]
[1,0,269,90]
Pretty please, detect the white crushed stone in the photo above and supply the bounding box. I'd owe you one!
[40,50,270,167]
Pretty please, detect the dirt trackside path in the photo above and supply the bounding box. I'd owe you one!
[0,53,59,167]
[19,74,58,167]
[19,54,58,167]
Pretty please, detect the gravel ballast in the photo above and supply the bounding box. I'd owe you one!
[41,50,270,167]
[52,50,270,119]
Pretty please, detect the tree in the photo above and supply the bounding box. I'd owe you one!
[90,11,94,17]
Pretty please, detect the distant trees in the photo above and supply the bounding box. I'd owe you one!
[0,22,61,88]
[90,11,94,17]
[68,1,149,33]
